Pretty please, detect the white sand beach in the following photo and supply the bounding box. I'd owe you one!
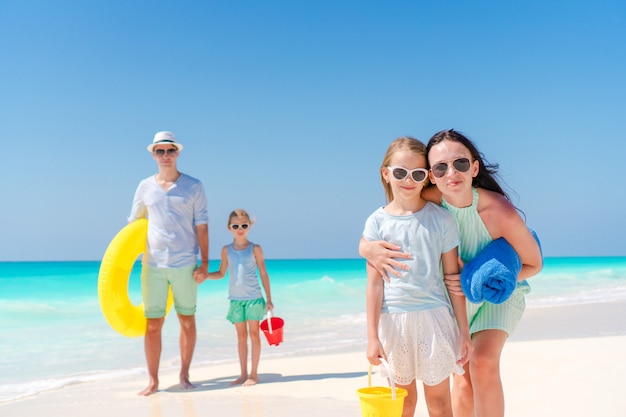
[3,300,626,417]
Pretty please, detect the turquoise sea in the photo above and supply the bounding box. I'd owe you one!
[2,257,626,403]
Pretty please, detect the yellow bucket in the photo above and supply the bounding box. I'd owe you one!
[356,358,407,417]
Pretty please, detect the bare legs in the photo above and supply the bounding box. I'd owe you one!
[452,329,508,417]
[247,320,261,386]
[397,381,418,417]
[178,313,197,390]
[423,378,453,417]
[139,317,164,396]
[231,320,261,386]
[138,314,197,396]
[396,378,453,417]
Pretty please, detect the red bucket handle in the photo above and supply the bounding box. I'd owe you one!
[266,310,274,334]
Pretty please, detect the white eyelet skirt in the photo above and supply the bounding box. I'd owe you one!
[379,306,465,386]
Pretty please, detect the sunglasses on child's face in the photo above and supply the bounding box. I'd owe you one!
[154,148,178,157]
[230,223,249,230]
[387,166,429,183]
[430,158,472,178]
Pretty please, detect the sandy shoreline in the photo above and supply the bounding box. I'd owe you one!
[3,300,626,417]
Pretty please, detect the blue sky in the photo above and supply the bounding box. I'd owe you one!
[2,1,625,261]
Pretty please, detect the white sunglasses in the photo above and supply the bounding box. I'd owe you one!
[387,166,429,183]
[230,223,249,230]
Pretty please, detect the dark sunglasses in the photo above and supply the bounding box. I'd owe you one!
[387,166,429,183]
[230,223,249,230]
[154,148,178,157]
[430,158,472,178]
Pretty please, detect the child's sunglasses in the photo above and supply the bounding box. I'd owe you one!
[387,166,429,183]
[230,223,249,230]
[430,158,472,178]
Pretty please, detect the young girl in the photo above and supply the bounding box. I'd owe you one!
[363,137,472,417]
[204,209,273,386]
[362,130,542,417]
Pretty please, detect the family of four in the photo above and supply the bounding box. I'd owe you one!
[129,130,542,417]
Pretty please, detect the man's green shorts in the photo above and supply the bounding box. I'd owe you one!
[141,264,197,318]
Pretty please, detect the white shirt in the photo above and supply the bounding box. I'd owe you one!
[128,173,208,268]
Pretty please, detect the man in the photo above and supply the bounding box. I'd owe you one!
[128,131,209,396]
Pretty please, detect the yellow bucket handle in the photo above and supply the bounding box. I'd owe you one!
[368,358,399,400]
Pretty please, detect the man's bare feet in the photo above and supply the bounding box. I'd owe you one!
[180,376,196,390]
[230,375,248,385]
[243,377,258,387]
[138,382,158,396]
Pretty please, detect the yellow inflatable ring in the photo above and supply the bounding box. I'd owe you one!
[98,219,173,337]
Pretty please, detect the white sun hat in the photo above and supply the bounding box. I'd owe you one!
[147,131,184,152]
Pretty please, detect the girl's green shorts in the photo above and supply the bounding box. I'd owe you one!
[226,297,266,323]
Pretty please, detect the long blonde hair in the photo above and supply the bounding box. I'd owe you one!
[380,136,427,203]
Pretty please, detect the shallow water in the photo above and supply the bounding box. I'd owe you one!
[1,257,625,402]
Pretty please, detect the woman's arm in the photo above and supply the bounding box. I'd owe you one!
[358,185,440,279]
[421,183,443,204]
[479,189,543,280]
[442,248,472,365]
[253,244,273,310]
[359,238,411,280]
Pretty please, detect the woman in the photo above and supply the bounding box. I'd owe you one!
[360,129,542,417]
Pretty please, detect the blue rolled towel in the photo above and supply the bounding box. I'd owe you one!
[460,230,541,304]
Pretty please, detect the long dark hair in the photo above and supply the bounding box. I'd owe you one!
[426,129,509,200]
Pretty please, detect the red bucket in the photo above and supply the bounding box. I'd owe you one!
[260,312,284,346]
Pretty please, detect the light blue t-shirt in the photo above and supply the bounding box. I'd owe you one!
[128,173,209,268]
[227,243,263,300]
[363,202,460,313]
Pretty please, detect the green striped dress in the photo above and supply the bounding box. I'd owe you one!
[441,188,530,336]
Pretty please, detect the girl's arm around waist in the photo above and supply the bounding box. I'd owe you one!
[442,247,472,366]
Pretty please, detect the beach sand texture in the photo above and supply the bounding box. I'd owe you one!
[3,301,626,417]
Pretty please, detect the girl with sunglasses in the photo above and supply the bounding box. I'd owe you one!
[363,137,473,417]
[361,130,542,417]
[200,208,273,386]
